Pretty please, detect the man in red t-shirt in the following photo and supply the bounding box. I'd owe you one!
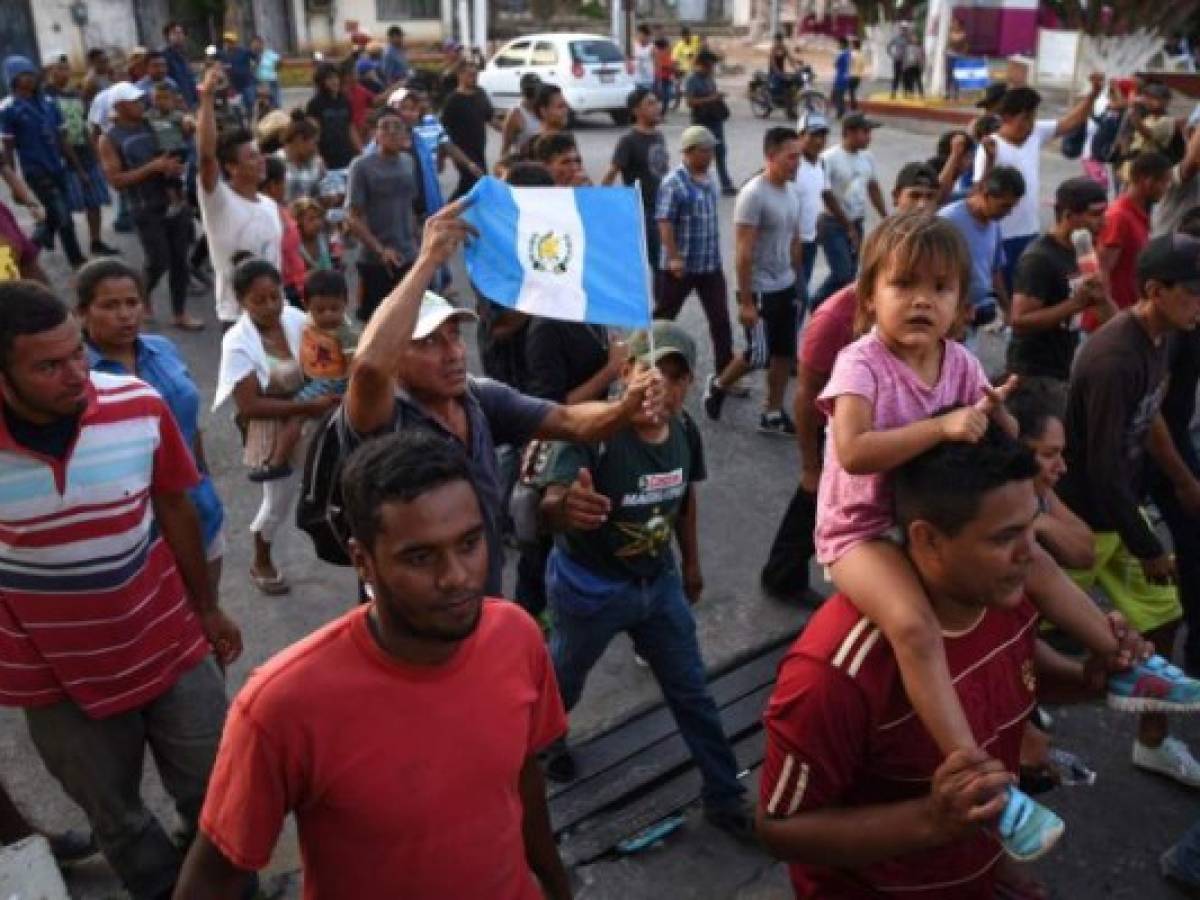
[1092,150,1173,331]
[758,426,1119,897]
[176,432,572,900]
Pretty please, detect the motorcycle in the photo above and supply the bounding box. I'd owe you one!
[747,66,817,119]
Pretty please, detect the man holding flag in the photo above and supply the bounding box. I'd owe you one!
[343,199,665,598]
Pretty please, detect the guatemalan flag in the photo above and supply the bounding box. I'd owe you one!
[462,176,652,328]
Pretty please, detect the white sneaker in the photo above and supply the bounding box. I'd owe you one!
[1133,737,1200,788]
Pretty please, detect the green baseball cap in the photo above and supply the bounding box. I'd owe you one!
[627,321,697,373]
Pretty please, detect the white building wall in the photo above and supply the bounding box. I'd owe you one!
[292,0,446,53]
[31,0,139,68]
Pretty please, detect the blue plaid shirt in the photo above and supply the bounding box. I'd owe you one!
[655,165,721,274]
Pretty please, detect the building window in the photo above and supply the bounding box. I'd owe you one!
[376,0,440,20]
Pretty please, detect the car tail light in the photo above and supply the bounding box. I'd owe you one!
[625,59,634,74]
[572,62,585,78]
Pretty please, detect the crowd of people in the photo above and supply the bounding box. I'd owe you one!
[2,19,1200,900]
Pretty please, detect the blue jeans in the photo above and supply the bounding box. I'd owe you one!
[811,215,861,308]
[795,239,818,331]
[547,551,745,809]
[655,78,673,112]
[1165,817,1200,886]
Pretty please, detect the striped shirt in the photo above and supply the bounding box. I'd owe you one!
[761,593,1038,897]
[0,372,206,718]
[655,165,721,274]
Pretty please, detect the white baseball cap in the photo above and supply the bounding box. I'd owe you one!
[108,82,146,105]
[388,87,410,106]
[413,291,478,339]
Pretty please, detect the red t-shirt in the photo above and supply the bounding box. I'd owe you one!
[199,601,567,900]
[277,206,306,292]
[1089,193,1149,331]
[760,593,1038,898]
[345,82,373,132]
[800,284,857,376]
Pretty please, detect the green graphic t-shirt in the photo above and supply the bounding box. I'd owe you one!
[544,413,706,582]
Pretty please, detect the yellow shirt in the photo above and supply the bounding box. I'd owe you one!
[672,36,701,69]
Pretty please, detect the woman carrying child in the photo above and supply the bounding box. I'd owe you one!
[214,256,339,595]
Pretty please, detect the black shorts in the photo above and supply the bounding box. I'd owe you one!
[743,284,798,368]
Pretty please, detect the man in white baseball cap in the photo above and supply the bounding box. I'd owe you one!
[340,201,666,597]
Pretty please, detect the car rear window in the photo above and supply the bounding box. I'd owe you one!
[569,40,624,65]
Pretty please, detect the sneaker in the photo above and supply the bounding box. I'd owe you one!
[1133,736,1200,788]
[703,374,726,421]
[90,240,119,256]
[758,410,796,437]
[996,786,1064,862]
[704,799,756,843]
[1109,655,1200,713]
[721,186,738,197]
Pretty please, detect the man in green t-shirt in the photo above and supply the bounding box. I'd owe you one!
[539,321,751,840]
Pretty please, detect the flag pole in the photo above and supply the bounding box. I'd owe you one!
[633,180,656,359]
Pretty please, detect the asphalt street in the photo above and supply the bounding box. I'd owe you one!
[2,87,1198,899]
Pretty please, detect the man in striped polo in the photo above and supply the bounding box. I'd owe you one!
[756,425,1131,898]
[0,281,242,900]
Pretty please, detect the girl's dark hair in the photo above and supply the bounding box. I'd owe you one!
[232,257,282,299]
[854,212,971,336]
[76,258,145,309]
[533,131,577,163]
[284,108,319,142]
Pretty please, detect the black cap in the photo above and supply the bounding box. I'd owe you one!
[975,82,1007,109]
[895,162,939,192]
[842,112,881,131]
[1138,234,1200,291]
[1054,177,1108,214]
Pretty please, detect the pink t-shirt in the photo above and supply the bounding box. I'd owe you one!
[814,332,990,564]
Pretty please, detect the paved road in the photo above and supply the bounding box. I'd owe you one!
[2,88,1197,899]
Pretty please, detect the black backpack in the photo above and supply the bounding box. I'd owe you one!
[1061,122,1087,159]
[1090,109,1124,164]
[295,406,357,566]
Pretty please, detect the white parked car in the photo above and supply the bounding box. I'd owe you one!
[479,32,637,124]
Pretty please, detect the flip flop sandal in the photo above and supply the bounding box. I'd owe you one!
[250,570,290,595]
[248,463,294,483]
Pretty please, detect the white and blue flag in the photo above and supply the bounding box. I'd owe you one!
[462,176,652,328]
[952,58,990,92]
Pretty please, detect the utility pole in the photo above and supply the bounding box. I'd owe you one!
[611,0,623,49]
[473,0,488,58]
[768,0,780,38]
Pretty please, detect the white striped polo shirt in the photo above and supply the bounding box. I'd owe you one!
[0,372,207,718]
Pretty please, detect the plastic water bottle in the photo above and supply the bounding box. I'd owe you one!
[1069,229,1099,330]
